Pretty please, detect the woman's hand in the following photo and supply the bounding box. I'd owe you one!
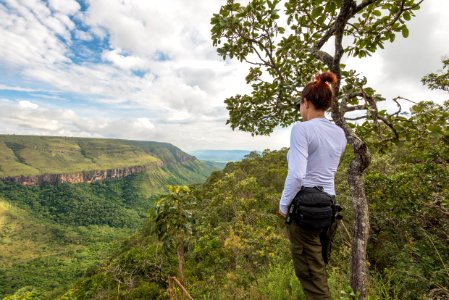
[278,210,287,219]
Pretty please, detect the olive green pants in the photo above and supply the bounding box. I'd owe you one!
[287,222,331,300]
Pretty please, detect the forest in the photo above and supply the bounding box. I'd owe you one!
[0,140,217,298]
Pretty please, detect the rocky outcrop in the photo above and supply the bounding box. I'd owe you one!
[1,162,163,186]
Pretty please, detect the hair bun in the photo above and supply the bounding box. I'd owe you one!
[315,72,337,85]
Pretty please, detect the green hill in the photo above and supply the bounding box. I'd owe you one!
[0,135,158,177]
[0,135,219,298]
[0,135,218,179]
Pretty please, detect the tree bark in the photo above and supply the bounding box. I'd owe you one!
[177,243,185,284]
[325,14,372,289]
[330,132,371,299]
[348,154,370,299]
[332,118,371,298]
[332,90,371,299]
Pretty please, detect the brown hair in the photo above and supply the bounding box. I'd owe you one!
[300,72,337,111]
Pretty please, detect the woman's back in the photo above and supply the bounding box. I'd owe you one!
[296,118,346,194]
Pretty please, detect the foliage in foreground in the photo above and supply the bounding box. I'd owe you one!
[0,197,132,299]
[0,151,217,298]
[66,101,449,299]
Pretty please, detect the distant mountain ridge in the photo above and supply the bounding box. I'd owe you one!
[0,135,215,185]
[190,149,254,162]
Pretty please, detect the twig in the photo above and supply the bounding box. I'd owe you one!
[340,219,352,241]
[421,230,449,278]
[393,96,417,104]
[169,276,194,300]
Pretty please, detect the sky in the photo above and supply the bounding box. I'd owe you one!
[0,0,448,152]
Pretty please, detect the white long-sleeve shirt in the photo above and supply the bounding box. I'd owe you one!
[279,118,347,214]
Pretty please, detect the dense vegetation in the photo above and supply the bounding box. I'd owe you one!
[64,101,448,299]
[0,196,133,299]
[0,176,148,228]
[0,138,218,299]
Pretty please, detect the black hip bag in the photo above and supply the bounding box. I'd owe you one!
[286,186,338,229]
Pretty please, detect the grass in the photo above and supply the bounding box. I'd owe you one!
[0,135,161,177]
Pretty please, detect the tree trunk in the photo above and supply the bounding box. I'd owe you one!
[348,158,370,299]
[177,243,185,284]
[332,101,371,299]
[344,135,371,299]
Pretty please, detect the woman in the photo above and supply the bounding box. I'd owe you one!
[279,72,347,299]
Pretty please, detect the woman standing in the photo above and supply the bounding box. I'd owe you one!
[279,72,347,299]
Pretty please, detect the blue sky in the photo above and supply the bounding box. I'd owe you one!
[1,0,448,151]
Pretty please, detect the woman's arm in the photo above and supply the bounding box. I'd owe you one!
[279,124,308,215]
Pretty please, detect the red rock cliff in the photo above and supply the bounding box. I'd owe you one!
[1,161,163,186]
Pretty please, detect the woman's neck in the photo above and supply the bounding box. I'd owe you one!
[304,111,325,121]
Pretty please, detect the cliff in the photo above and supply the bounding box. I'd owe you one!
[1,161,163,186]
[0,135,218,186]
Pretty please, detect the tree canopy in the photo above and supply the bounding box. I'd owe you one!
[211,0,422,135]
[422,57,449,92]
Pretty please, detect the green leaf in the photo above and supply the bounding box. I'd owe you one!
[389,33,396,42]
[428,125,442,134]
[403,11,411,21]
[311,6,324,19]
[317,15,327,25]
[364,87,375,96]
[372,10,381,17]
[325,1,337,13]
[402,26,409,38]
[390,5,399,14]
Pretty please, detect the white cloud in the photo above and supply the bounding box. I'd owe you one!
[0,0,448,152]
[101,49,148,71]
[134,118,155,129]
[48,0,80,15]
[0,0,70,68]
[0,84,51,93]
[0,98,289,151]
[18,100,39,109]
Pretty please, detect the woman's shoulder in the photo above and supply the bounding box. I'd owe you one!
[292,121,310,132]
[294,119,345,138]
[292,118,326,130]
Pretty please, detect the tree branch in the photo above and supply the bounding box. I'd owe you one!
[310,48,334,67]
[355,0,381,13]
[345,115,368,121]
[343,104,369,112]
[333,0,356,69]
[243,58,265,67]
[340,92,363,110]
[316,23,336,49]
[393,96,417,104]
[378,115,399,141]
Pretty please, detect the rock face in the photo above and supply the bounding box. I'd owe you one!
[1,162,163,186]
